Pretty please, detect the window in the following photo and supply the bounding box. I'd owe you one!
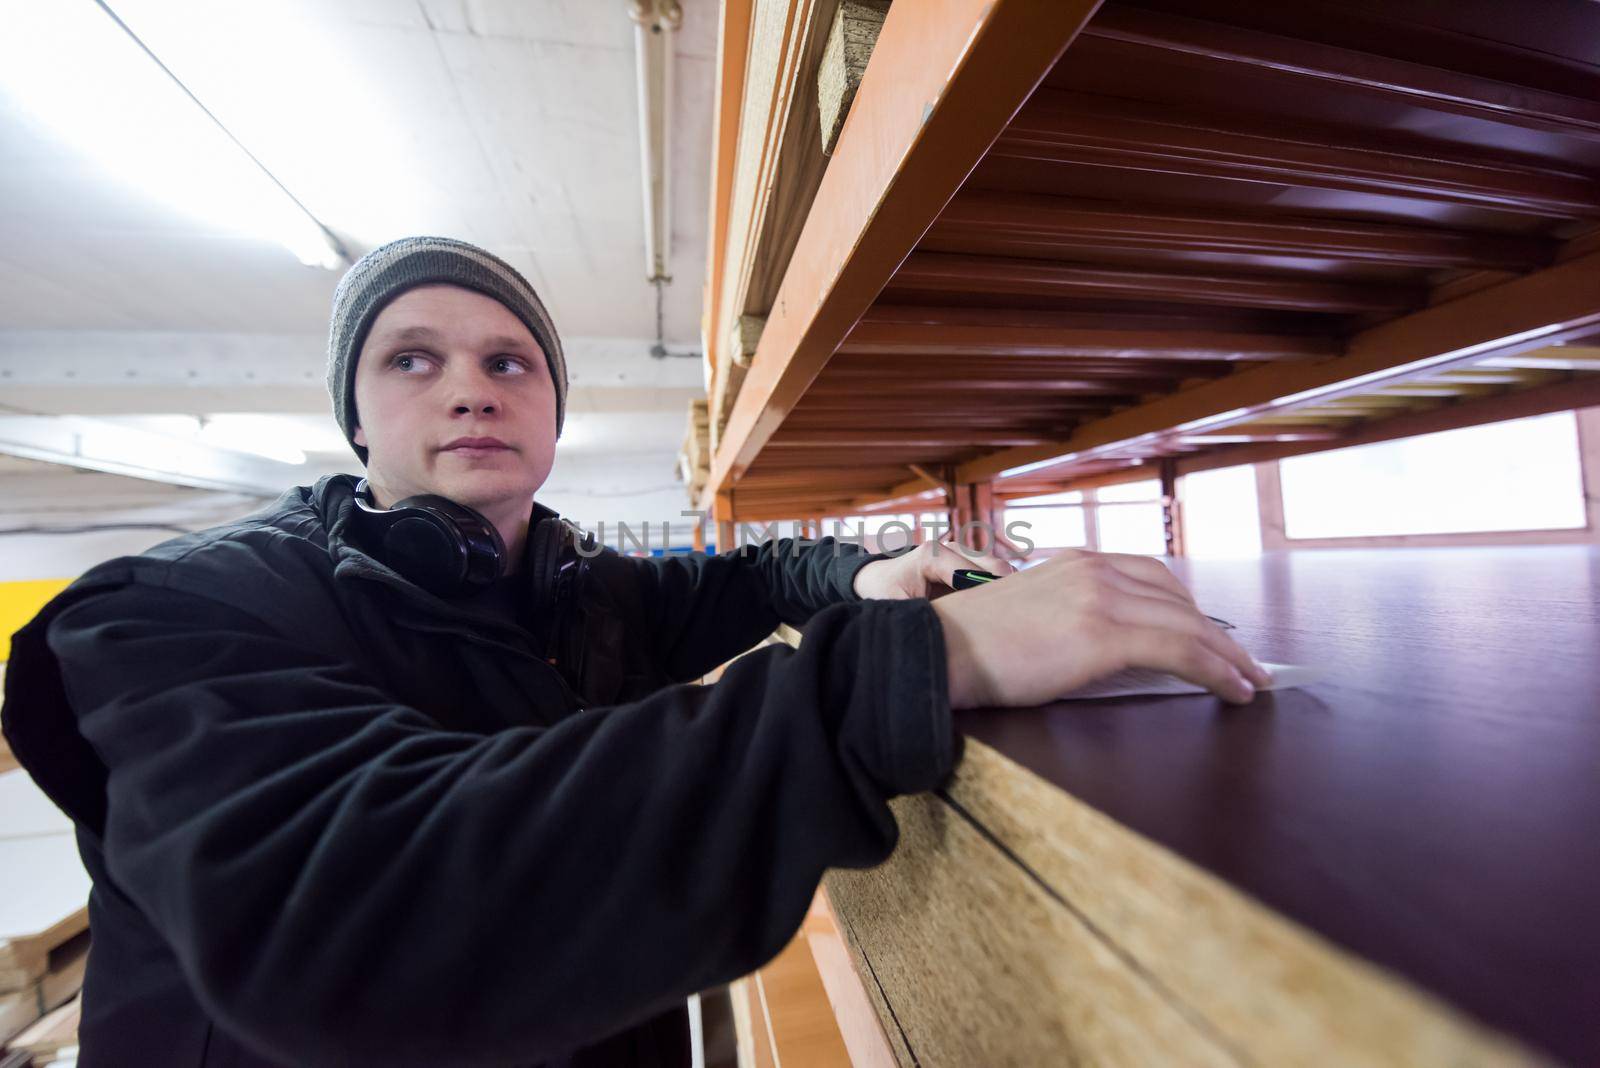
[1279,412,1586,539]
[1180,464,1262,558]
[831,512,921,552]
[1096,502,1166,555]
[1002,490,1087,550]
[1094,479,1166,555]
[1096,478,1160,503]
[1002,504,1088,549]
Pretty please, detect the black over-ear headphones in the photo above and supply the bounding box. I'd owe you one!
[352,480,507,597]
[349,479,599,681]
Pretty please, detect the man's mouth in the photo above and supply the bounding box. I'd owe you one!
[441,436,513,455]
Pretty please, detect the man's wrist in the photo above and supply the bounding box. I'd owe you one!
[842,551,891,601]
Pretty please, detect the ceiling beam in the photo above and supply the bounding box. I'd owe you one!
[838,321,1336,360]
[809,378,1151,396]
[1081,6,1600,143]
[994,90,1600,218]
[953,250,1600,483]
[702,0,1108,510]
[781,416,1084,431]
[890,252,1422,313]
[766,429,1056,447]
[928,192,1554,271]
[829,352,1245,377]
[793,397,1108,410]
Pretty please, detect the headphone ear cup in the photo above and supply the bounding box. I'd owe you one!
[357,491,506,597]
[377,513,471,597]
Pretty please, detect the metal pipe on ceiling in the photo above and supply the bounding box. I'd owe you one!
[628,0,682,286]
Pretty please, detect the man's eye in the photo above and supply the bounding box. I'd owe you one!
[392,353,431,373]
[492,357,528,374]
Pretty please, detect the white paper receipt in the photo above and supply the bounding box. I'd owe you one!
[1062,662,1325,701]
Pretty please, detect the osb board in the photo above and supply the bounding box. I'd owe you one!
[817,0,890,155]
[825,739,1542,1068]
[710,0,837,476]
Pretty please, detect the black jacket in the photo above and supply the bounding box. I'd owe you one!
[0,474,957,1067]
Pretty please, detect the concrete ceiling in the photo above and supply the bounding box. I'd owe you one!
[0,0,713,523]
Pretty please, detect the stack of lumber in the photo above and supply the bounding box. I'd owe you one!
[701,0,890,471]
[675,399,712,504]
[6,995,79,1066]
[0,771,90,1059]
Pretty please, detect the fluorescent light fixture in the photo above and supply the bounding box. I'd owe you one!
[0,0,343,268]
[1178,433,1322,444]
[1000,451,1081,479]
[1172,407,1252,433]
[629,0,682,283]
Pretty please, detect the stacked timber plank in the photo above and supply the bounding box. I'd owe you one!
[817,1,888,156]
[7,995,79,1066]
[701,1,890,467]
[676,399,711,504]
[0,771,90,1057]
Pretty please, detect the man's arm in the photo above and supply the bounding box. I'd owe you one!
[626,535,886,683]
[49,580,951,1065]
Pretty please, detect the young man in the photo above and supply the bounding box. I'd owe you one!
[1,237,1266,1067]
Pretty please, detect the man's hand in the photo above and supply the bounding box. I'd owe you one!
[852,532,1018,601]
[931,548,1272,709]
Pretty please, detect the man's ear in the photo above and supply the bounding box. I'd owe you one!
[354,425,367,447]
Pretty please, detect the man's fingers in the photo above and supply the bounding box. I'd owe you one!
[1100,554,1199,607]
[1097,564,1194,613]
[964,548,1017,577]
[931,532,1017,578]
[1116,622,1257,704]
[1107,591,1270,689]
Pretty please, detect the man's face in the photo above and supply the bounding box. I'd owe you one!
[352,284,557,514]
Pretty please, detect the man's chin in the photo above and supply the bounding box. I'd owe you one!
[431,468,538,509]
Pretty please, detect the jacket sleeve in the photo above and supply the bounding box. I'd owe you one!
[628,536,887,683]
[47,578,952,1066]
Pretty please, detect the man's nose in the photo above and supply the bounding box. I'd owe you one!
[444,362,502,415]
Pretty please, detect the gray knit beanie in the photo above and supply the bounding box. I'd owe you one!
[325,236,567,465]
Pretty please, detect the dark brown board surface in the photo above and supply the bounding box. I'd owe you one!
[955,546,1600,1065]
